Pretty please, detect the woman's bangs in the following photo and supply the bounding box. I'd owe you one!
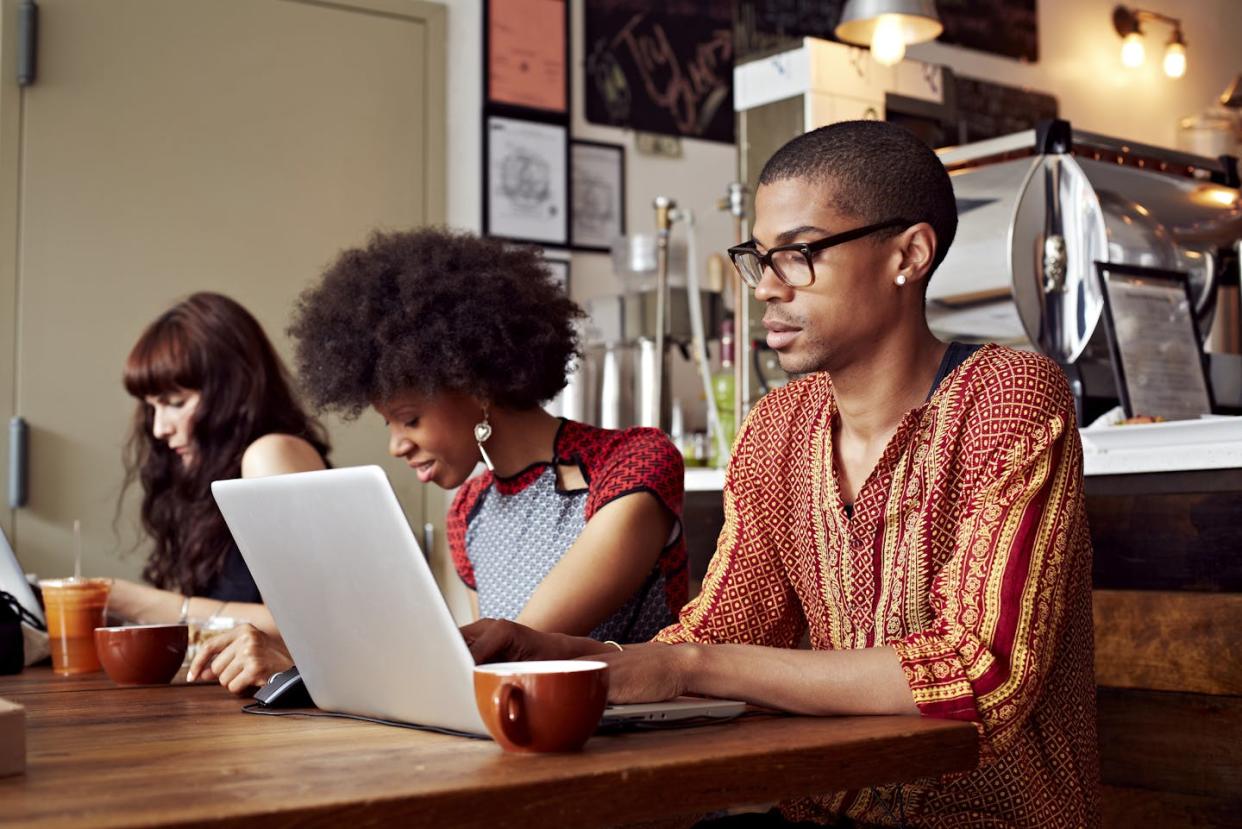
[123,321,199,399]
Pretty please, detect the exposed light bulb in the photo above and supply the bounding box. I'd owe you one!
[1201,186,1237,207]
[1120,32,1145,68]
[1163,40,1187,78]
[870,15,907,67]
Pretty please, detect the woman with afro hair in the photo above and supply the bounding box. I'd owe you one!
[191,229,688,693]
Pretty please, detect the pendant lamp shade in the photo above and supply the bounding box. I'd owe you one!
[834,0,944,49]
[1221,74,1242,108]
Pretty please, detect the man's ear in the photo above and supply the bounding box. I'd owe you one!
[897,223,937,285]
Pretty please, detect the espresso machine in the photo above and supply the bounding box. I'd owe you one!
[933,120,1242,419]
[571,205,725,438]
[731,40,1242,420]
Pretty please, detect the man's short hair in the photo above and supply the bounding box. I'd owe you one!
[758,120,958,276]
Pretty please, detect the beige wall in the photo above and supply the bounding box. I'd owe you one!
[1,0,448,583]
[0,3,21,541]
[907,0,1242,151]
[446,0,482,232]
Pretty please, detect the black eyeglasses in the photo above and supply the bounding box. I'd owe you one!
[727,219,911,288]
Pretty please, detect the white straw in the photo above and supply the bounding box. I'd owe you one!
[73,519,82,581]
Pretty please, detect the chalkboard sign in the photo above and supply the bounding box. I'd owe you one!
[955,76,1056,141]
[584,0,734,144]
[736,0,1038,64]
[937,0,1037,62]
[886,74,1058,148]
[735,0,844,61]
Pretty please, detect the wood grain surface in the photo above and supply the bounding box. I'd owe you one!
[1088,490,1242,592]
[1094,590,1242,695]
[1099,784,1242,829]
[0,668,978,829]
[1097,687,1242,800]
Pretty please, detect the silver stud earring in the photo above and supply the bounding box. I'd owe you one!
[474,406,495,472]
[895,273,908,287]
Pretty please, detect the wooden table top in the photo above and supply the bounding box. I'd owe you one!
[0,668,978,829]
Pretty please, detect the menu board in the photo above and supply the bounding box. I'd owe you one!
[735,0,844,61]
[1098,265,1214,421]
[935,0,1038,63]
[584,0,734,144]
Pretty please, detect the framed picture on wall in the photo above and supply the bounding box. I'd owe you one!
[542,252,571,293]
[484,0,569,115]
[570,140,626,252]
[484,114,569,246]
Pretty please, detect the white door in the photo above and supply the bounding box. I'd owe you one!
[0,0,448,584]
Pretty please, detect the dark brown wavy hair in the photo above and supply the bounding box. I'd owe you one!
[122,292,330,595]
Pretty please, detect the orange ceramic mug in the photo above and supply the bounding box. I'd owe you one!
[473,661,609,753]
[95,624,189,685]
[40,578,112,675]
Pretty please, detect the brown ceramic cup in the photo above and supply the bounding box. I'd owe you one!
[473,660,609,753]
[94,624,189,685]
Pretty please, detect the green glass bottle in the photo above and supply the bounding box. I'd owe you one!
[710,318,737,469]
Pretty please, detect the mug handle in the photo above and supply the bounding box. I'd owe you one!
[493,682,531,747]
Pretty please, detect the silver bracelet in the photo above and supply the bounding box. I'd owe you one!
[603,640,624,653]
[178,595,191,624]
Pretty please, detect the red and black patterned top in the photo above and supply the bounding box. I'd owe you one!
[656,345,1099,827]
[447,419,688,642]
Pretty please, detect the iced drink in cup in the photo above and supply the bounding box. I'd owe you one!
[40,578,112,675]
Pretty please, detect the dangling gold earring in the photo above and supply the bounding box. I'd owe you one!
[474,406,495,471]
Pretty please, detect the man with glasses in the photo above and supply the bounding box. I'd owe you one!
[466,120,1097,827]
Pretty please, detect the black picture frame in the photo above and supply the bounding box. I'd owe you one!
[1096,262,1216,420]
[483,113,570,247]
[570,139,626,253]
[483,0,571,118]
[542,252,571,293]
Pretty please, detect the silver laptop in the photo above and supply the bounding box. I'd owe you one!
[212,466,743,736]
[1,526,44,628]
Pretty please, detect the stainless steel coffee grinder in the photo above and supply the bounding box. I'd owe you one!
[578,199,724,435]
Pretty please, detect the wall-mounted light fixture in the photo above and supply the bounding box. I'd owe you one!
[1113,5,1187,78]
[834,0,943,67]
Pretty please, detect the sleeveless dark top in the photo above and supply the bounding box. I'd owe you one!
[203,542,262,603]
[200,446,331,604]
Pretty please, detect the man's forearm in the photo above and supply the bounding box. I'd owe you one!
[676,643,920,717]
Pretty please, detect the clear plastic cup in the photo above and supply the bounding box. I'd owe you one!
[40,578,112,675]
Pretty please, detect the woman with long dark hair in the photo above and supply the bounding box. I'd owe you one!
[107,292,330,635]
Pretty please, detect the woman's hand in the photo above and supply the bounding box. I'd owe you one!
[187,623,293,695]
[461,618,554,664]
[461,618,608,665]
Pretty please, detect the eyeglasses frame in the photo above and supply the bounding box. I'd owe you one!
[726,218,913,288]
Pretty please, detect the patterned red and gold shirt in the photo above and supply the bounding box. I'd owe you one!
[656,345,1098,828]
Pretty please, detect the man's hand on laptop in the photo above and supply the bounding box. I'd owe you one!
[188,623,294,695]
